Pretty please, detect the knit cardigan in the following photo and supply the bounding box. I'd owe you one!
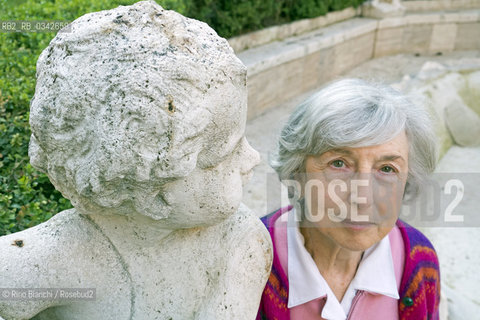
[257,206,440,320]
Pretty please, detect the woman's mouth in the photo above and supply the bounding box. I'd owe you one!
[340,218,376,231]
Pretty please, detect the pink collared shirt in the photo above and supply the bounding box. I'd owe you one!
[273,210,405,320]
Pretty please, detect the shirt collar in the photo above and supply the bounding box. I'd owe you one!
[286,209,399,319]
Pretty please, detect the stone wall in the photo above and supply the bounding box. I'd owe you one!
[238,19,378,119]
[228,7,360,53]
[375,11,480,57]
[403,0,480,12]
[237,5,480,119]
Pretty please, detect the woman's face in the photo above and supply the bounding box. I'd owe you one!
[303,131,409,251]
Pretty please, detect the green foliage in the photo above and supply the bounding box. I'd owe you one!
[182,0,365,38]
[0,0,364,236]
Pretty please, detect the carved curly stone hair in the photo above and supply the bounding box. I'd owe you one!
[29,0,247,219]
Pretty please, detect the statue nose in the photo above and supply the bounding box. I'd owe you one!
[239,138,261,174]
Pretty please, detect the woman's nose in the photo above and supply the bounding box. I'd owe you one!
[348,173,374,210]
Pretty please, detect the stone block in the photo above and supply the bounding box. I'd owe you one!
[417,61,448,81]
[442,12,462,23]
[333,32,375,75]
[247,57,304,119]
[302,47,336,92]
[281,57,312,102]
[301,51,324,92]
[310,15,329,30]
[239,40,304,76]
[403,0,480,12]
[402,24,433,54]
[444,98,480,146]
[444,9,480,23]
[246,45,340,119]
[374,27,405,57]
[405,12,442,25]
[429,23,458,53]
[455,22,480,50]
[460,70,480,117]
[378,16,408,29]
[327,7,356,24]
[411,72,468,156]
[229,7,358,53]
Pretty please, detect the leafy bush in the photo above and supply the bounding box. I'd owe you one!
[182,0,365,38]
[0,0,364,235]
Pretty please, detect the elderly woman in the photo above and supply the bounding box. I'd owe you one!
[257,79,440,320]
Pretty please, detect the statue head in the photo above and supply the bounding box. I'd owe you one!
[29,0,259,228]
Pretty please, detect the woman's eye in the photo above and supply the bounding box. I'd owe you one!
[380,166,396,173]
[331,160,345,168]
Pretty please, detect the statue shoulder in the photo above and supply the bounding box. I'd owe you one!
[221,203,272,241]
[0,209,113,263]
[0,209,133,319]
[197,204,272,319]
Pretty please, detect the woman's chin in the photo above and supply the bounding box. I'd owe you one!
[333,226,386,252]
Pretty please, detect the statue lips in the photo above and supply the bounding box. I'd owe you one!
[241,168,254,185]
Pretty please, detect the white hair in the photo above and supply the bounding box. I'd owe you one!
[270,78,438,199]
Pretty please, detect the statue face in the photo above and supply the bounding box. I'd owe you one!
[28,0,257,224]
[161,135,260,228]
[147,76,258,228]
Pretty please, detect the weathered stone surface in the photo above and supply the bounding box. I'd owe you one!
[302,48,336,92]
[228,7,357,53]
[455,22,480,50]
[402,24,434,54]
[245,46,337,119]
[238,6,479,118]
[246,57,304,119]
[403,0,480,12]
[332,32,375,75]
[444,98,480,146]
[429,23,458,53]
[374,27,405,57]
[411,72,464,156]
[240,19,377,118]
[0,1,272,319]
[362,0,406,19]
[416,61,448,80]
[401,62,480,155]
[461,70,480,116]
[420,143,480,320]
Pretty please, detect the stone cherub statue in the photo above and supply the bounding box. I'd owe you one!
[0,1,272,319]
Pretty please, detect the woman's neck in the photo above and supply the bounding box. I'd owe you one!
[299,223,364,301]
[299,224,363,280]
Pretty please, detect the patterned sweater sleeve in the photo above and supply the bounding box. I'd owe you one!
[397,219,441,320]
